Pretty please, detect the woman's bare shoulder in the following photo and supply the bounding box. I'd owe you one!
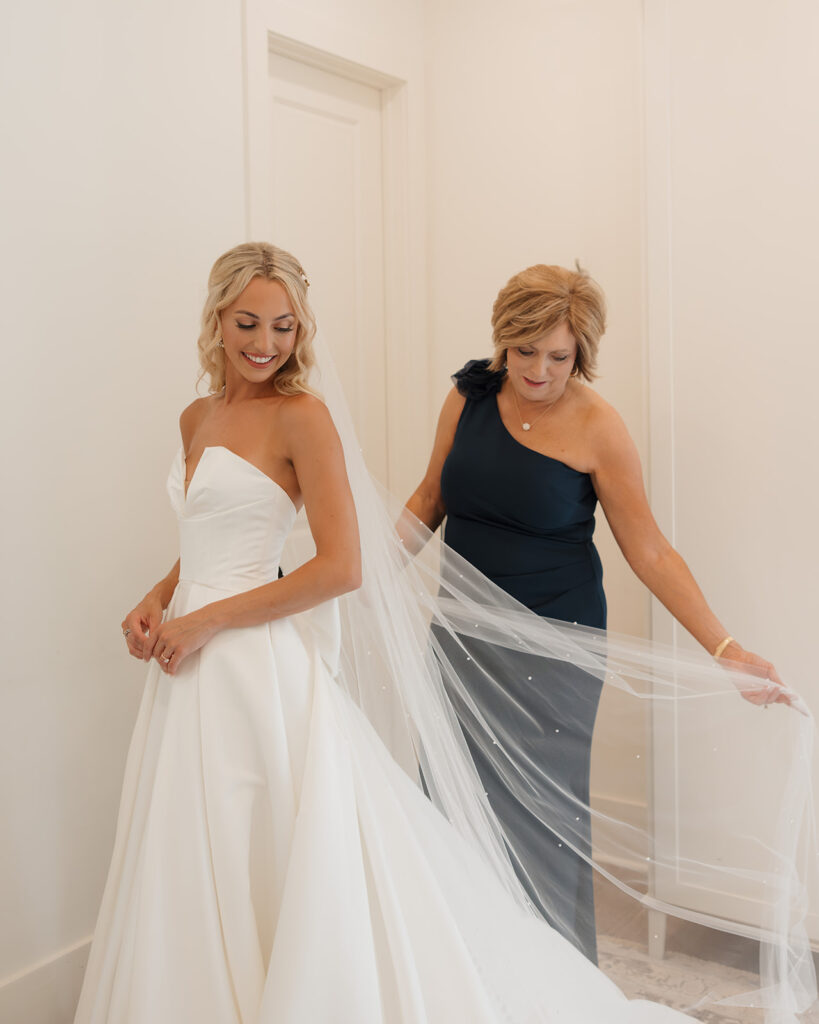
[572,386,636,470]
[179,395,215,445]
[573,384,625,430]
[441,385,467,420]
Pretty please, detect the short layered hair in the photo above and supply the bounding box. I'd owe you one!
[490,264,607,382]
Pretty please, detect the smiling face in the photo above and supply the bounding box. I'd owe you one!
[504,321,577,405]
[219,277,297,389]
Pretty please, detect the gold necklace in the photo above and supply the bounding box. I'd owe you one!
[510,386,557,431]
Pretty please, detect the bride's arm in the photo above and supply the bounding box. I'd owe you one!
[145,397,361,675]
[122,398,209,661]
[121,560,180,661]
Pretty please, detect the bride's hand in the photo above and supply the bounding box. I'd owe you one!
[719,643,805,713]
[147,611,217,676]
[121,595,164,662]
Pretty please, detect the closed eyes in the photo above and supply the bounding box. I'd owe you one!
[517,349,569,362]
[236,322,294,333]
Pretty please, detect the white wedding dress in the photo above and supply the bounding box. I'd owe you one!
[74,444,694,1023]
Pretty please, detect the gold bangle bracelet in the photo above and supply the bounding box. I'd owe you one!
[713,635,735,659]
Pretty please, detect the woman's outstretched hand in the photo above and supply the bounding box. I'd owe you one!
[145,610,217,676]
[121,594,164,662]
[719,643,808,715]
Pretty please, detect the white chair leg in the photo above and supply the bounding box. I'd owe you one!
[648,908,667,959]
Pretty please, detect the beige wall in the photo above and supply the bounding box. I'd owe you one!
[644,0,819,932]
[1,0,429,1019]
[0,0,247,1017]
[646,0,819,679]
[421,0,651,831]
[249,0,431,499]
[423,0,650,639]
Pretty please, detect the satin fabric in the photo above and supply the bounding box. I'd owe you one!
[74,445,692,1023]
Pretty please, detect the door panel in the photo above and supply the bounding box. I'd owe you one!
[269,53,388,483]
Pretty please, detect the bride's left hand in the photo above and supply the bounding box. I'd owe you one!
[146,611,217,676]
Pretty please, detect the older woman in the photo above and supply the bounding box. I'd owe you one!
[404,263,787,963]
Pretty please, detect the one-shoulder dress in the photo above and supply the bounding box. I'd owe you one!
[438,359,606,963]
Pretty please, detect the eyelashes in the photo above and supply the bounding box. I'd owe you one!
[235,322,295,333]
[517,349,569,362]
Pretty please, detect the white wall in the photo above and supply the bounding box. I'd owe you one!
[0,0,246,1016]
[423,0,649,638]
[644,0,819,931]
[646,0,819,679]
[249,0,431,498]
[422,0,650,831]
[1,0,429,1018]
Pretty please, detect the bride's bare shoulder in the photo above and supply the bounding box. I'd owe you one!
[277,391,337,437]
[179,395,215,445]
[277,390,327,417]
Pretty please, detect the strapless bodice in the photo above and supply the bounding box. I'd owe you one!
[167,446,298,593]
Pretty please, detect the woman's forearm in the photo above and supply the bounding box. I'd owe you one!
[397,491,445,556]
[630,545,732,655]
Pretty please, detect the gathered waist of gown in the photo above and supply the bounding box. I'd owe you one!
[177,559,281,596]
[173,574,277,606]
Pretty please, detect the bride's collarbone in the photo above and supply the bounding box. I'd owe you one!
[186,399,292,468]
[184,416,297,497]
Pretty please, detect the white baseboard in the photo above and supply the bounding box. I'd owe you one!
[0,938,89,1024]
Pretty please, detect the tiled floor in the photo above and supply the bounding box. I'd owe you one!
[594,874,790,1022]
[598,934,764,1023]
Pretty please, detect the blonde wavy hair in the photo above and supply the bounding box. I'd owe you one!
[198,242,318,395]
[489,264,606,382]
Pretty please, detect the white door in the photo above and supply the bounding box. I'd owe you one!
[268,52,389,484]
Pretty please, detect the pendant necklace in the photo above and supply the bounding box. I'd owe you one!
[511,387,557,431]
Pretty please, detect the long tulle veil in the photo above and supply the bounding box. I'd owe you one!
[284,334,817,1021]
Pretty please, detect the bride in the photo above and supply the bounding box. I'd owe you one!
[74,242,814,1023]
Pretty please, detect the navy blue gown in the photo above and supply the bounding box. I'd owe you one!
[437,359,606,963]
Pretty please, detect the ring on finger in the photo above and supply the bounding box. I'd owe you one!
[161,654,171,663]
[123,628,132,638]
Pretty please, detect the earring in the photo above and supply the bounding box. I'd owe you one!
[216,341,224,349]
[570,364,579,377]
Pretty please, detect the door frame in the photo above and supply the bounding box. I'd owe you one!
[242,11,428,495]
